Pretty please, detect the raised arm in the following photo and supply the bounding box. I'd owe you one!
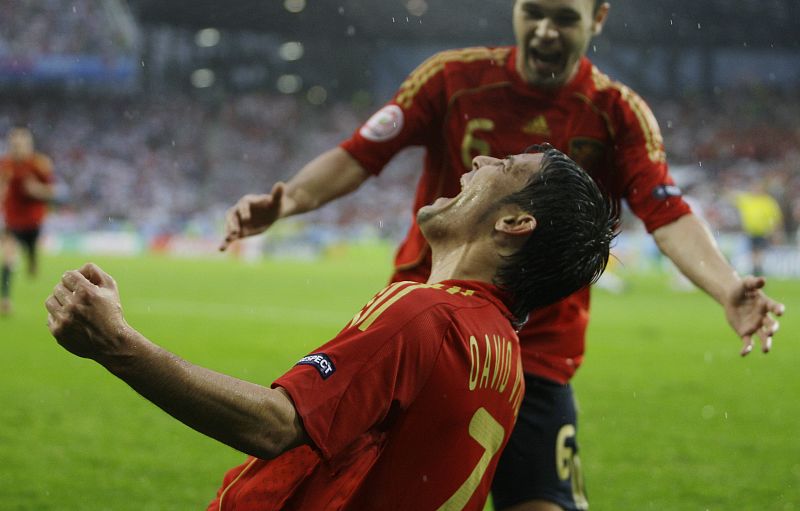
[45,263,308,459]
[220,147,369,250]
[652,213,785,355]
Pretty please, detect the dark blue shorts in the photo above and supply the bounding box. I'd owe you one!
[491,375,588,510]
[7,227,41,249]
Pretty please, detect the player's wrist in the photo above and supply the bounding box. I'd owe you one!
[279,192,304,218]
[96,323,150,374]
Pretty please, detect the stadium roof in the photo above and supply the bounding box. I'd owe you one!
[131,0,799,49]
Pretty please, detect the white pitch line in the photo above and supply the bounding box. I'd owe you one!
[124,298,353,327]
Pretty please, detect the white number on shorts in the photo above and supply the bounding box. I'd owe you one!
[556,424,589,509]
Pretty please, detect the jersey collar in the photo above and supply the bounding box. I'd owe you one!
[438,279,516,322]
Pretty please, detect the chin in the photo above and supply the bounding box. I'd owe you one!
[527,70,568,89]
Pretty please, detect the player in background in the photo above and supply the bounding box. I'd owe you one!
[733,181,784,276]
[46,147,616,510]
[220,1,786,509]
[0,126,55,315]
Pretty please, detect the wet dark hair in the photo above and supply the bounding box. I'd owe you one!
[494,144,617,322]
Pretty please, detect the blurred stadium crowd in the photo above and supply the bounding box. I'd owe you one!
[2,89,797,243]
[0,93,418,251]
[0,1,797,267]
[0,0,137,59]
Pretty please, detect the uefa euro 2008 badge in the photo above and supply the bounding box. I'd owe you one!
[359,104,404,142]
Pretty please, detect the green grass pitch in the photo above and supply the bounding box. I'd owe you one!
[0,245,798,510]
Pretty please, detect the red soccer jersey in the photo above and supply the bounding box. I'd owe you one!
[341,46,691,384]
[208,280,524,511]
[0,152,53,230]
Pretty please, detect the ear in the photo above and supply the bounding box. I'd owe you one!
[495,214,536,237]
[592,2,610,36]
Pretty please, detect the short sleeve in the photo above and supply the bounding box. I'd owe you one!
[340,52,449,175]
[274,297,451,460]
[612,88,691,232]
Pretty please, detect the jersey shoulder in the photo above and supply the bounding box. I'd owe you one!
[582,64,666,163]
[395,46,513,109]
[583,65,654,112]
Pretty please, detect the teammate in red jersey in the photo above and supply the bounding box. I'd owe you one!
[0,126,55,315]
[220,1,785,509]
[47,147,616,510]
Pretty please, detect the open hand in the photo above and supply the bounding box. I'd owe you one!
[724,276,786,356]
[220,182,288,251]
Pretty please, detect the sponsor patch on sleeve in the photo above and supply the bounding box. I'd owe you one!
[359,104,404,142]
[651,184,682,200]
[296,353,336,380]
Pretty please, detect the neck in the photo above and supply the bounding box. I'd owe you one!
[426,243,496,285]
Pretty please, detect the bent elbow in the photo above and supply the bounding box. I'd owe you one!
[243,388,308,459]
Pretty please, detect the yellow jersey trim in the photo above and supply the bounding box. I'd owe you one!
[396,47,512,110]
[590,66,666,164]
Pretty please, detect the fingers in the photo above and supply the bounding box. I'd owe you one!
[271,182,284,204]
[61,270,87,292]
[220,206,240,251]
[742,275,766,291]
[237,195,254,223]
[44,294,62,316]
[52,283,73,307]
[760,317,780,353]
[740,335,753,357]
[740,318,780,356]
[61,264,114,293]
[220,194,262,251]
[219,191,280,252]
[79,263,114,288]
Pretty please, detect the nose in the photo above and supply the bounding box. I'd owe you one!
[472,155,498,170]
[534,18,558,40]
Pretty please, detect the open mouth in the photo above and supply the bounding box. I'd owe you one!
[528,47,564,75]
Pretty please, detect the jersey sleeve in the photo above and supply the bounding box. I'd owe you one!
[339,51,449,176]
[273,291,452,460]
[611,88,691,232]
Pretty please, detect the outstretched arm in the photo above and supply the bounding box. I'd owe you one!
[653,213,785,355]
[220,147,369,250]
[45,263,308,459]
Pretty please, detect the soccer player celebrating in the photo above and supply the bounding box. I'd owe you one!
[47,147,614,510]
[1,126,55,315]
[221,1,786,509]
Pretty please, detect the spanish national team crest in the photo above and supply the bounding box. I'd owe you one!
[568,137,605,172]
[359,104,404,142]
